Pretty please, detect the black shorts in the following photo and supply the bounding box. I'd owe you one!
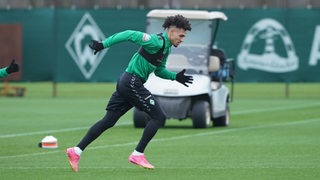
[106,72,164,120]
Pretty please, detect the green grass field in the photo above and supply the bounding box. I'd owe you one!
[0,82,319,180]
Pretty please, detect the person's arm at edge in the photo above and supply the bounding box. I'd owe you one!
[0,67,9,78]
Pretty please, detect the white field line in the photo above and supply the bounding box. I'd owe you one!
[0,121,132,138]
[232,102,320,115]
[1,102,319,139]
[0,117,319,159]
[0,165,315,170]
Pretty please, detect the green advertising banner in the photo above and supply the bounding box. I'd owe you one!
[217,8,320,82]
[54,9,148,82]
[0,8,319,82]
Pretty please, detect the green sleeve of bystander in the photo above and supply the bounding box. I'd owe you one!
[0,67,8,78]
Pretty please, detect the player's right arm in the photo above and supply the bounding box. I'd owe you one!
[89,30,161,55]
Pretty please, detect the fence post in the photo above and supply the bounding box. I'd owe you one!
[285,82,290,98]
[52,82,57,97]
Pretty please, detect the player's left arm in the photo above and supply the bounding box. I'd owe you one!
[154,54,176,80]
[155,56,193,87]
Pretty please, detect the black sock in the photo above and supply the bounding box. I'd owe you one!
[135,120,161,153]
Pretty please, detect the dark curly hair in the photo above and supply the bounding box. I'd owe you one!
[162,14,192,31]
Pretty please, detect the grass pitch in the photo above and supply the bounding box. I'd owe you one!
[0,82,319,180]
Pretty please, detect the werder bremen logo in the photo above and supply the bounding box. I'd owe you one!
[65,13,107,79]
[238,18,298,73]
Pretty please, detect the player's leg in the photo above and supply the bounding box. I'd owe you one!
[128,99,165,169]
[117,73,166,152]
[117,73,165,169]
[76,109,127,150]
[77,90,132,151]
[135,99,165,153]
[67,89,132,172]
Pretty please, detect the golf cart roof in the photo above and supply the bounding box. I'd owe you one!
[147,9,228,21]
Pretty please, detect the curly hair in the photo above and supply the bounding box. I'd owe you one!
[162,14,192,31]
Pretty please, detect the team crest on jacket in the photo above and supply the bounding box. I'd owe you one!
[142,33,151,42]
[149,99,155,106]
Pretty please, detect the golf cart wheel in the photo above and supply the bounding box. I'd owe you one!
[192,101,211,128]
[133,108,150,128]
[213,106,230,127]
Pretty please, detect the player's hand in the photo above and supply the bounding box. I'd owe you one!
[176,69,193,87]
[6,59,19,74]
[89,40,104,55]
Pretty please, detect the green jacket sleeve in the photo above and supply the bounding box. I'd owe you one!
[0,67,8,78]
[154,66,176,80]
[102,30,157,48]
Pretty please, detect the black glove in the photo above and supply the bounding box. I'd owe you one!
[89,40,104,55]
[6,59,19,74]
[176,69,193,87]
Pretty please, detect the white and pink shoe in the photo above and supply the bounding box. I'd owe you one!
[128,153,155,169]
[66,147,80,172]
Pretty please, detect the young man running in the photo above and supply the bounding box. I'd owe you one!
[66,14,192,172]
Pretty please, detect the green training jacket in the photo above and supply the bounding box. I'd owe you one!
[102,30,176,82]
[0,67,8,78]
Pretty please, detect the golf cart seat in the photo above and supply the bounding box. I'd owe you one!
[208,55,221,90]
[210,49,231,82]
[208,55,220,73]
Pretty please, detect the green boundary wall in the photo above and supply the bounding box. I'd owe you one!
[0,8,319,82]
[218,8,320,82]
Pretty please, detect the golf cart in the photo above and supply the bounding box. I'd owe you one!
[133,9,234,128]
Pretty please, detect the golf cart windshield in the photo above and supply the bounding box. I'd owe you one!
[147,19,212,74]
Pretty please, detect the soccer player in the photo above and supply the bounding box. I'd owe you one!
[0,59,19,78]
[66,14,193,172]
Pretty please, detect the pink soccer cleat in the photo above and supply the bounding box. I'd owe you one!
[128,154,155,169]
[66,147,80,172]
